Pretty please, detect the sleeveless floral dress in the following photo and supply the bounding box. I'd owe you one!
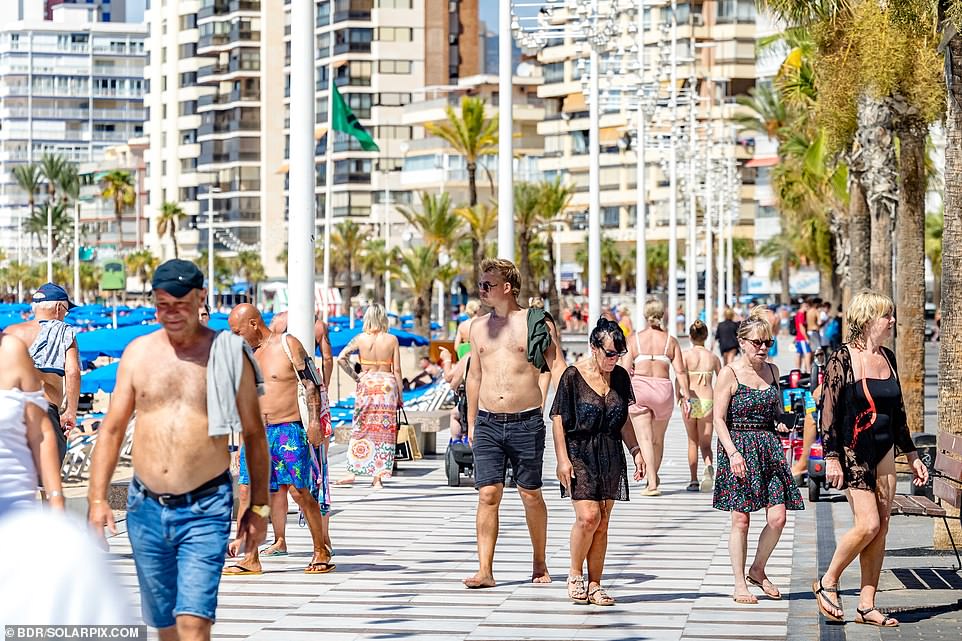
[712,366,804,513]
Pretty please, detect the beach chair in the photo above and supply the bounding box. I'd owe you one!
[61,433,98,481]
[118,420,136,463]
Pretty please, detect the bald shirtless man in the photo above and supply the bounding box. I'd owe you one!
[5,282,81,464]
[266,310,334,556]
[87,260,269,641]
[464,258,566,589]
[225,304,334,575]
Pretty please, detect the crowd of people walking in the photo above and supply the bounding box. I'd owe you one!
[0,256,930,637]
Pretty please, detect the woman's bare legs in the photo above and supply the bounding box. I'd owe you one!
[682,411,700,484]
[857,451,897,624]
[629,411,656,490]
[586,500,613,588]
[729,510,755,601]
[748,504,787,594]
[650,419,670,488]
[698,417,714,469]
[569,500,602,577]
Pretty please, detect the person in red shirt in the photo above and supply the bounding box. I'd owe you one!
[794,300,812,374]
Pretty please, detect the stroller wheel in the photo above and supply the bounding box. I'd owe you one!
[808,476,821,502]
[445,448,461,487]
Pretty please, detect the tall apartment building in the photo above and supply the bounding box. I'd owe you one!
[143,0,286,277]
[45,0,146,23]
[0,1,146,256]
[536,0,761,293]
[298,0,482,245]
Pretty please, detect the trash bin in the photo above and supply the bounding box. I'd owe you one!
[911,433,937,500]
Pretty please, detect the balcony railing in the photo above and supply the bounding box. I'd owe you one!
[198,0,260,20]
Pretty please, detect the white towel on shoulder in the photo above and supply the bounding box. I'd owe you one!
[206,331,264,437]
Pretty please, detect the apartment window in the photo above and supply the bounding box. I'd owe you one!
[376,27,412,42]
[717,0,755,23]
[161,46,167,63]
[181,158,198,171]
[334,158,372,184]
[316,32,330,58]
[543,62,564,84]
[376,0,412,7]
[374,125,411,139]
[179,43,197,58]
[179,14,197,30]
[601,207,620,229]
[161,77,167,91]
[346,92,372,118]
[181,130,197,144]
[378,60,412,74]
[337,60,371,86]
[179,100,198,116]
[334,28,373,54]
[376,92,411,107]
[180,72,197,86]
[180,186,198,202]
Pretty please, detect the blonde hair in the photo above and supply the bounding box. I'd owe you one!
[465,300,480,316]
[363,303,389,333]
[480,258,521,297]
[736,305,773,341]
[644,298,665,329]
[846,290,894,347]
[724,307,735,321]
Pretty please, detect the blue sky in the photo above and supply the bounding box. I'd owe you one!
[479,2,497,29]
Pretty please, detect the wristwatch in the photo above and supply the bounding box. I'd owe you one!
[250,504,270,518]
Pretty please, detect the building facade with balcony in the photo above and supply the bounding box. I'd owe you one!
[0,2,146,257]
[143,0,287,278]
[534,0,765,297]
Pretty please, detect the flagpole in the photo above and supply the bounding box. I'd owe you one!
[322,18,335,323]
[289,0,316,351]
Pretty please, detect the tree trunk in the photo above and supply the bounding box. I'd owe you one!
[419,285,433,337]
[518,231,535,304]
[854,95,897,302]
[894,116,927,434]
[172,232,179,259]
[467,162,478,207]
[545,231,561,317]
[848,177,871,292]
[937,31,962,550]
[779,248,791,304]
[115,199,124,251]
[470,236,480,299]
[343,259,353,317]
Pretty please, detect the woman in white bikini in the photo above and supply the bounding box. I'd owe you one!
[682,321,721,492]
[620,298,690,496]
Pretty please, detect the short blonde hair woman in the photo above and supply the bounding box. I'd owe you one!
[712,306,803,604]
[812,291,927,626]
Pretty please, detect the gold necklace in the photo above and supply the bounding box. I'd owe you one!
[259,331,275,351]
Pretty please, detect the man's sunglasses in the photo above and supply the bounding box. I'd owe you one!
[478,281,499,292]
[744,338,774,350]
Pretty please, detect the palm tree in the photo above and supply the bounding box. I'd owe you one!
[38,154,66,204]
[24,202,71,257]
[193,250,232,304]
[79,263,101,302]
[513,181,542,303]
[360,239,399,304]
[733,84,789,140]
[397,191,464,254]
[125,249,159,298]
[455,201,497,299]
[277,247,288,273]
[538,177,574,317]
[759,232,801,304]
[425,96,498,209]
[12,163,42,223]
[398,245,440,336]
[157,201,187,259]
[330,220,365,315]
[235,250,266,302]
[100,169,136,250]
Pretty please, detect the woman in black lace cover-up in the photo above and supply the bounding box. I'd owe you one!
[812,292,928,627]
[550,319,644,607]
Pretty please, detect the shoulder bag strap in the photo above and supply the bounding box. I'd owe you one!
[279,332,299,376]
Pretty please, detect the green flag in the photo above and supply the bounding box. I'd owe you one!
[331,84,379,152]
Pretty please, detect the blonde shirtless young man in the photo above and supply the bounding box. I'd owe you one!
[87,260,270,641]
[464,258,566,589]
[225,304,333,575]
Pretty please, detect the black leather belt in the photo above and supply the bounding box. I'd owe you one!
[478,408,543,423]
[133,470,231,507]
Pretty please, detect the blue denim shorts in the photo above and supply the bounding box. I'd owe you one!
[473,408,546,490]
[126,474,233,629]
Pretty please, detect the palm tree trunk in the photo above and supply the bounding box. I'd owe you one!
[780,250,791,304]
[418,287,433,336]
[895,118,926,434]
[545,230,561,317]
[344,258,354,317]
[115,199,124,250]
[467,162,478,207]
[856,95,897,302]
[937,30,962,550]
[518,231,534,304]
[470,237,480,298]
[171,231,179,259]
[848,176,871,291]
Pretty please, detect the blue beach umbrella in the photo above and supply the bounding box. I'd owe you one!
[76,324,161,360]
[81,362,119,394]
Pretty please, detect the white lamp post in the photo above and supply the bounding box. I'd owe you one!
[206,185,221,310]
[498,0,514,262]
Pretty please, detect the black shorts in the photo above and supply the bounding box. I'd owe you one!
[47,403,67,464]
[473,408,545,490]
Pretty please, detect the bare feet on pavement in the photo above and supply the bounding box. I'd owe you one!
[531,566,552,584]
[463,573,496,589]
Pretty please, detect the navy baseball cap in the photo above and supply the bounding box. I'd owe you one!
[152,259,205,298]
[32,283,77,309]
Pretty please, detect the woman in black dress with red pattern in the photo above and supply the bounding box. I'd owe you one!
[551,319,644,606]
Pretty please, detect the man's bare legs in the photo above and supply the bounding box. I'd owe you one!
[227,484,250,558]
[157,614,212,641]
[464,484,502,588]
[261,487,289,555]
[287,485,333,569]
[519,487,550,583]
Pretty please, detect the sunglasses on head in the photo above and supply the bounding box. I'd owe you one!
[744,338,774,350]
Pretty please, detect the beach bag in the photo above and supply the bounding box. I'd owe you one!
[395,406,420,461]
[280,333,312,432]
[333,424,352,445]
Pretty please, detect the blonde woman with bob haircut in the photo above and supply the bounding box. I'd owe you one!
[335,304,403,489]
[812,292,927,627]
[712,306,803,604]
[620,298,690,496]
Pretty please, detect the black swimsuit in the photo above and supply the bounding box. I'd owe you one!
[853,374,901,468]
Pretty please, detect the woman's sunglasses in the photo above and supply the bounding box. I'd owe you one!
[595,347,627,359]
[744,338,774,350]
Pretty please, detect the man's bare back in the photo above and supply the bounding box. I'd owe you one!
[472,310,544,412]
[5,321,67,407]
[126,328,230,494]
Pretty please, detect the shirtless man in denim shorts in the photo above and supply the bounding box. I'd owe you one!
[463,258,566,589]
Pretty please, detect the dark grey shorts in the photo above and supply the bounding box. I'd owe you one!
[473,408,545,490]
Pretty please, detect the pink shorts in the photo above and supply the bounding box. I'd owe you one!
[629,375,675,420]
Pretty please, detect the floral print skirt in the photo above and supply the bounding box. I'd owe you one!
[713,429,804,513]
[347,371,399,479]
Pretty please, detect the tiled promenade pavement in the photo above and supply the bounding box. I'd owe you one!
[106,416,799,641]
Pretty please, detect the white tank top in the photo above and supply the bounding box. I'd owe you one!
[0,388,48,516]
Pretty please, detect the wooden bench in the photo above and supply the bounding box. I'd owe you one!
[891,431,962,570]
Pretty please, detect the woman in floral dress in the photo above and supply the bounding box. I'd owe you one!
[335,304,403,489]
[712,306,803,604]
